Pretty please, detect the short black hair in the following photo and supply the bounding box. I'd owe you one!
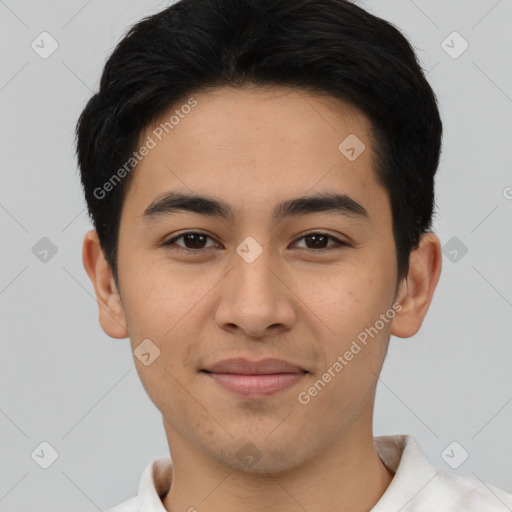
[75,0,443,290]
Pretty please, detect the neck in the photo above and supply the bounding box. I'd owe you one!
[162,416,395,512]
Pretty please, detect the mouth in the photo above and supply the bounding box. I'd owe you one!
[199,357,309,398]
[200,370,308,397]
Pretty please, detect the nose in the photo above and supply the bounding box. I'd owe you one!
[214,242,297,339]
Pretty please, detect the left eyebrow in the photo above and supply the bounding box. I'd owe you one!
[141,190,370,224]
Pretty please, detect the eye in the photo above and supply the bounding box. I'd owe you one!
[163,232,219,251]
[291,232,348,251]
[162,231,348,252]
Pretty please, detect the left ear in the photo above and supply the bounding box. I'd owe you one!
[391,232,442,338]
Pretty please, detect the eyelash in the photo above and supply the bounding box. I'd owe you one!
[162,231,348,253]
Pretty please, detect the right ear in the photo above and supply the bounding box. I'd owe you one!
[82,229,129,339]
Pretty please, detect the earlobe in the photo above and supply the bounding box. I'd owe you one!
[390,232,442,339]
[82,229,129,339]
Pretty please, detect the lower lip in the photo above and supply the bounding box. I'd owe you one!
[201,371,307,398]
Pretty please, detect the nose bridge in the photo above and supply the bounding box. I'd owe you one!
[231,236,278,302]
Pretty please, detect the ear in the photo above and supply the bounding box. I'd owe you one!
[82,229,129,339]
[391,232,442,338]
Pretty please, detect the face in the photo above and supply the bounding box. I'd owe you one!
[109,86,403,472]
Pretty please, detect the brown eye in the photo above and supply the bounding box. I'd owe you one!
[163,232,218,251]
[292,232,347,251]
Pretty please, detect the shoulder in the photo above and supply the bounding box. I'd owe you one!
[104,496,138,512]
[374,435,512,511]
[431,468,512,510]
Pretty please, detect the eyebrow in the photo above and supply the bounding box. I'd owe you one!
[141,190,370,223]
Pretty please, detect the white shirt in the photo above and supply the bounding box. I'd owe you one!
[106,435,512,511]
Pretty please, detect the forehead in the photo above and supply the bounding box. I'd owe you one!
[122,85,390,224]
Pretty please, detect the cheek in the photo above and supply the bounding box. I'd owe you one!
[303,264,391,342]
[119,254,201,340]
[305,262,393,394]
[118,264,206,402]
[300,318,389,426]
[129,323,203,425]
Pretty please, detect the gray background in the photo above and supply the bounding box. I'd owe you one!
[0,0,511,510]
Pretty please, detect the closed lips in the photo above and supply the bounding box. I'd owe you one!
[200,357,308,375]
[200,358,309,398]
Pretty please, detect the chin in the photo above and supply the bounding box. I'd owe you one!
[204,434,311,475]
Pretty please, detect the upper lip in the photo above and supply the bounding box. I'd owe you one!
[201,357,307,375]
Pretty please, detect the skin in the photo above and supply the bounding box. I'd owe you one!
[83,85,442,512]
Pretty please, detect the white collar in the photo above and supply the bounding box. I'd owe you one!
[110,434,512,512]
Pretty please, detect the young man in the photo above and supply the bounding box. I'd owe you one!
[77,0,512,510]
